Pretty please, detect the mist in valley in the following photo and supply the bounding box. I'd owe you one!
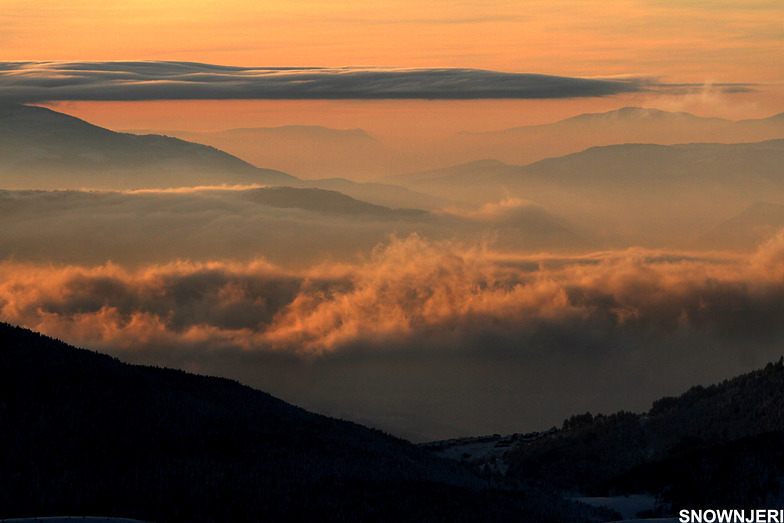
[3,101,784,440]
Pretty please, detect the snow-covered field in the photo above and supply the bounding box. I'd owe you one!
[605,519,677,523]
[421,430,557,476]
[0,518,150,522]
[575,494,666,521]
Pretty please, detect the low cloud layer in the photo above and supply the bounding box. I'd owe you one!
[0,61,651,102]
[5,234,784,439]
[3,233,784,357]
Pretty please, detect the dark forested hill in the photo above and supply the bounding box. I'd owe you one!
[0,323,608,522]
[505,357,784,511]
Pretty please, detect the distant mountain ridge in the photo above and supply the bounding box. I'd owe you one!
[0,103,295,189]
[0,104,452,211]
[443,106,784,166]
[392,139,784,248]
[397,139,784,192]
[461,106,732,136]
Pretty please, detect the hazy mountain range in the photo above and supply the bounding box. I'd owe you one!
[7,103,784,251]
[0,103,447,211]
[442,106,784,166]
[0,104,294,189]
[128,106,784,179]
[391,140,784,248]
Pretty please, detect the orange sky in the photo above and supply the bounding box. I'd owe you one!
[41,98,651,138]
[4,1,784,134]
[4,1,783,79]
[42,90,784,142]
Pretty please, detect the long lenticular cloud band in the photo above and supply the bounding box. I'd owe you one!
[0,61,651,102]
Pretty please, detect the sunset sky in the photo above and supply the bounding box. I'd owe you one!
[2,0,783,134]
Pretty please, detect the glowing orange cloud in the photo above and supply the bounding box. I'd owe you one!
[3,234,784,358]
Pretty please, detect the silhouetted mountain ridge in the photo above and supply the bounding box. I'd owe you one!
[0,104,295,189]
[505,357,784,511]
[443,106,784,166]
[0,323,607,522]
[498,106,731,134]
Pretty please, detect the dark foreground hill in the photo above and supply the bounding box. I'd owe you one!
[505,357,784,513]
[0,323,608,522]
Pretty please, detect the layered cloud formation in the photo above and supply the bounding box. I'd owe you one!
[0,61,652,102]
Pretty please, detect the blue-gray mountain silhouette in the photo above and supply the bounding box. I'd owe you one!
[0,104,295,189]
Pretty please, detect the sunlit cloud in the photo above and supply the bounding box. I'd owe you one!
[439,198,548,223]
[3,234,784,359]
